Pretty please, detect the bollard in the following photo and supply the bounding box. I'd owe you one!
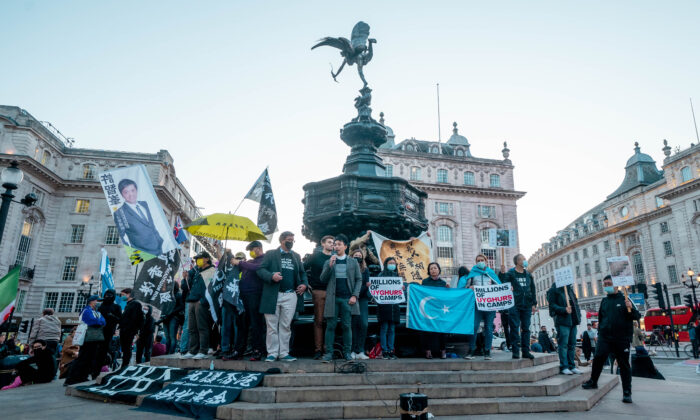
[399,392,428,420]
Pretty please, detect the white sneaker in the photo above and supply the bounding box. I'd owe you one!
[355,352,369,360]
[350,352,357,360]
[180,353,195,359]
[193,353,208,360]
[561,368,574,375]
[571,368,583,374]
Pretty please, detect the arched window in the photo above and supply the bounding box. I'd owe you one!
[431,146,439,154]
[436,225,454,272]
[464,171,475,186]
[681,166,692,182]
[14,220,35,267]
[41,150,51,166]
[82,164,96,180]
[406,144,414,152]
[455,149,464,157]
[490,174,501,187]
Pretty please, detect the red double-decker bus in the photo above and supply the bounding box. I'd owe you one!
[643,305,698,342]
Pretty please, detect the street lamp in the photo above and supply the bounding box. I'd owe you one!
[0,161,38,245]
[78,275,95,300]
[681,268,698,311]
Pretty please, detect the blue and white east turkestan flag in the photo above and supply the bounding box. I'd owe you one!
[407,285,475,335]
[100,248,114,296]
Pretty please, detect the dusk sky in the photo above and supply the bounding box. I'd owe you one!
[2,0,699,259]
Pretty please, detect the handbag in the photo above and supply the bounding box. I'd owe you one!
[73,323,87,346]
[85,325,105,342]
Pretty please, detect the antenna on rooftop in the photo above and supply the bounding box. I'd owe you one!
[437,83,441,143]
[691,97,700,144]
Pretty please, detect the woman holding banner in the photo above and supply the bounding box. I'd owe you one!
[377,257,402,359]
[460,254,501,360]
[422,262,449,359]
[350,249,371,360]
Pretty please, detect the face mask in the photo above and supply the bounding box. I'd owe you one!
[522,260,529,268]
[354,257,363,264]
[387,264,397,271]
[249,251,256,258]
[285,241,294,251]
[196,259,204,268]
[476,261,486,270]
[604,286,615,294]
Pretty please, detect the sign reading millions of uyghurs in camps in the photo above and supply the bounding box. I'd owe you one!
[133,249,180,314]
[473,283,515,312]
[369,277,405,304]
[607,256,635,287]
[371,232,432,283]
[139,370,264,419]
[488,229,518,248]
[98,164,178,262]
[554,266,575,288]
[76,365,188,404]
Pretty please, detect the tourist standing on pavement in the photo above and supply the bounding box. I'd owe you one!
[320,234,362,363]
[29,308,61,355]
[547,282,582,374]
[233,241,266,361]
[500,254,537,360]
[422,262,449,359]
[377,257,401,359]
[350,249,371,360]
[65,296,106,385]
[182,251,216,359]
[97,289,122,369]
[582,275,641,403]
[257,231,308,362]
[304,235,334,359]
[119,288,144,367]
[136,305,155,363]
[462,254,500,360]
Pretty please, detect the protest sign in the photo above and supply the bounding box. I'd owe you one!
[607,256,635,287]
[369,277,405,304]
[473,283,515,311]
[554,266,575,288]
[140,370,264,419]
[488,229,518,248]
[133,249,180,314]
[76,365,187,404]
[372,232,432,283]
[98,164,178,262]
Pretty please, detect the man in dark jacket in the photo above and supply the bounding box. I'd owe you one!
[12,340,56,387]
[582,275,641,403]
[547,283,582,374]
[257,231,308,362]
[537,326,554,353]
[304,235,334,359]
[97,289,122,369]
[182,251,217,359]
[159,282,184,354]
[119,288,144,367]
[500,254,537,359]
[233,241,266,361]
[136,306,155,363]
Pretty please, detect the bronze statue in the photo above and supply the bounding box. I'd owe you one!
[312,21,376,87]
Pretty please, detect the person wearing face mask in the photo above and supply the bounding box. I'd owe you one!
[97,289,122,369]
[320,234,363,363]
[582,275,640,403]
[1,340,56,390]
[65,295,106,385]
[377,257,402,359]
[181,251,217,359]
[119,288,144,366]
[547,279,582,375]
[232,241,266,361]
[350,249,371,360]
[500,254,537,360]
[461,254,501,360]
[422,262,449,359]
[257,231,308,362]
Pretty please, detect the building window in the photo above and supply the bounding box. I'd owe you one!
[58,292,75,313]
[663,241,673,256]
[43,292,59,310]
[592,244,598,255]
[410,167,421,181]
[74,199,90,213]
[660,222,669,234]
[436,225,454,271]
[385,165,393,177]
[583,248,588,258]
[478,205,496,219]
[597,279,603,295]
[431,146,439,154]
[41,150,51,165]
[14,220,34,267]
[603,240,610,251]
[105,226,120,245]
[626,234,637,246]
[464,171,475,186]
[16,290,27,313]
[437,169,448,183]
[574,251,579,261]
[61,257,79,281]
[566,255,571,264]
[434,202,454,216]
[70,225,85,244]
[31,187,45,207]
[620,206,629,218]
[667,265,678,284]
[673,293,681,306]
[82,164,96,180]
[584,263,591,275]
[490,174,501,187]
[681,166,692,182]
[576,284,582,298]
[405,144,414,152]
[694,198,700,212]
[594,260,601,273]
[109,258,116,273]
[74,294,87,312]
[656,197,664,208]
[632,252,644,283]
[586,282,593,297]
[554,261,559,269]
[480,248,496,269]
[455,149,464,157]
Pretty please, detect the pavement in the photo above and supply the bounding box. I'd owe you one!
[0,359,697,420]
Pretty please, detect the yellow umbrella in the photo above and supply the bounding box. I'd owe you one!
[184,213,266,242]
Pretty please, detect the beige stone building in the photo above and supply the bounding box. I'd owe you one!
[529,141,700,313]
[0,105,199,329]
[377,115,526,276]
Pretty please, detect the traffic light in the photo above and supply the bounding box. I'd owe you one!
[19,320,29,333]
[685,294,695,310]
[637,283,648,299]
[652,283,667,310]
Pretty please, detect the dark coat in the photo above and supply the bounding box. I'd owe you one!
[120,299,144,336]
[546,284,581,327]
[98,299,123,341]
[376,270,401,324]
[164,291,185,324]
[185,266,216,303]
[17,348,56,383]
[257,248,308,314]
[113,201,164,256]
[538,331,554,352]
[320,256,363,317]
[597,291,641,342]
[501,268,537,308]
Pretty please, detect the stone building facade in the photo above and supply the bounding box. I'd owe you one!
[377,115,525,276]
[0,105,199,328]
[529,141,700,313]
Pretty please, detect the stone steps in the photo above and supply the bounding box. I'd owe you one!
[216,375,617,420]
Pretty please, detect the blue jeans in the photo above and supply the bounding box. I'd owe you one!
[221,301,238,353]
[351,297,369,354]
[380,320,395,353]
[469,310,496,353]
[164,317,179,354]
[556,324,577,371]
[179,306,189,353]
[508,306,532,355]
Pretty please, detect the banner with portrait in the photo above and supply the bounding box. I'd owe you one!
[98,164,178,263]
[607,256,635,287]
[488,229,518,248]
[371,232,432,283]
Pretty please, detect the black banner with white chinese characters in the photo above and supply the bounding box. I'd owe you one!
[76,365,188,404]
[133,249,180,314]
[139,370,264,419]
[244,168,278,240]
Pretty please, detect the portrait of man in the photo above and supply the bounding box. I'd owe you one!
[113,178,164,256]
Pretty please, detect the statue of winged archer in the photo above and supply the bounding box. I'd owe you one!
[312,21,376,88]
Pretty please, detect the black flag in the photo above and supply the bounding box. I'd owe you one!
[244,169,278,240]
